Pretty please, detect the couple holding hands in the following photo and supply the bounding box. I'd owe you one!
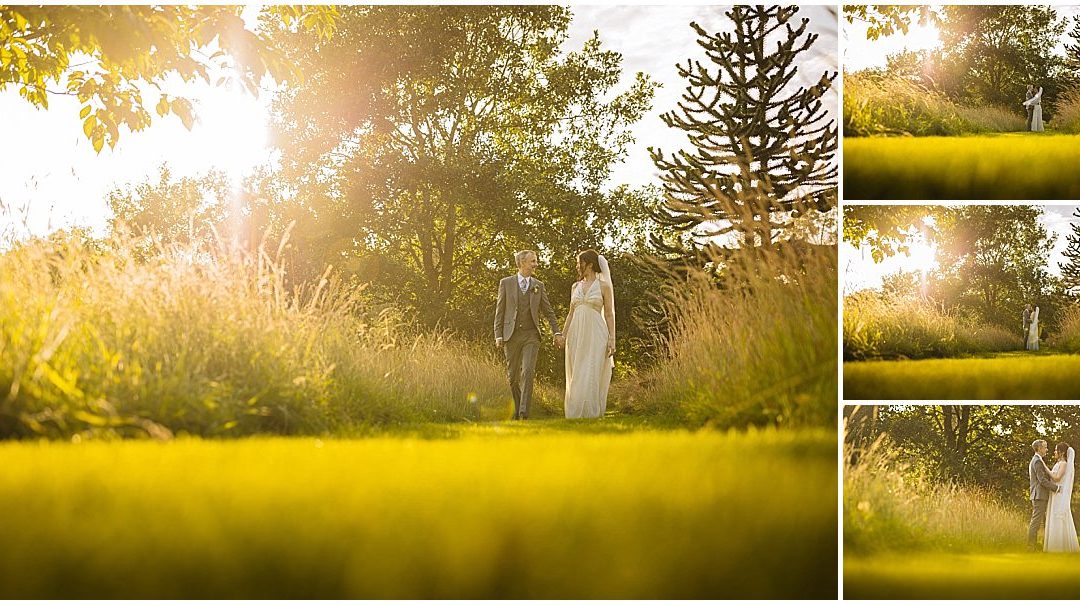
[494,249,615,420]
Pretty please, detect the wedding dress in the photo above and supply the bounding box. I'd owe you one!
[564,265,614,419]
[1045,447,1079,552]
[1027,307,1040,351]
[1026,87,1044,132]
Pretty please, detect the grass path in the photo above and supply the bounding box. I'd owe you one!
[0,420,836,598]
[844,133,1080,199]
[844,352,1080,399]
[845,553,1080,598]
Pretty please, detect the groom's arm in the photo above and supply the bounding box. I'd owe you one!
[538,283,561,337]
[1036,460,1061,492]
[494,279,506,345]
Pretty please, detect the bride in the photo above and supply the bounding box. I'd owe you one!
[1027,306,1040,351]
[561,249,615,419]
[1045,443,1079,552]
[1024,86,1044,132]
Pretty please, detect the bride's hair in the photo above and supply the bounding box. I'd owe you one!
[1057,442,1071,458]
[576,249,601,279]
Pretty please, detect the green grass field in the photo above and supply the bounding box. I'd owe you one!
[844,352,1080,399]
[846,553,1080,599]
[844,133,1080,199]
[0,420,836,598]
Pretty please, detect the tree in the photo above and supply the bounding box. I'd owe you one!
[843,205,938,263]
[267,6,657,331]
[1059,208,1080,297]
[932,205,1053,328]
[649,5,837,256]
[843,5,940,40]
[0,5,336,151]
[935,6,1065,110]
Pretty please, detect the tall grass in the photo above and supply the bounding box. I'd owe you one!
[844,73,1025,137]
[844,434,1025,554]
[1052,86,1080,134]
[1051,302,1080,352]
[0,228,518,439]
[844,293,1022,360]
[623,242,837,428]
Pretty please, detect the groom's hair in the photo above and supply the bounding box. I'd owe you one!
[514,250,536,267]
[1033,439,1047,451]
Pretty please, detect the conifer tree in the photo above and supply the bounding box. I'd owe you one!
[1059,208,1080,296]
[649,5,837,258]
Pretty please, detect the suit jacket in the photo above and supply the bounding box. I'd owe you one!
[494,275,559,342]
[1030,454,1058,501]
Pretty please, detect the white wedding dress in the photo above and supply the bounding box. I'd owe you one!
[1045,447,1079,552]
[564,278,613,419]
[1025,87,1044,132]
[1027,307,1040,351]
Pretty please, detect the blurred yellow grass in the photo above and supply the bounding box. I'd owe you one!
[0,426,836,598]
[844,134,1080,200]
[844,354,1080,399]
[845,554,1080,599]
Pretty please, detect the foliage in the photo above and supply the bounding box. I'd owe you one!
[844,433,1024,555]
[1058,209,1080,295]
[0,228,537,440]
[844,6,1067,121]
[843,292,1021,360]
[265,6,656,333]
[621,242,837,428]
[844,134,1080,199]
[650,5,836,255]
[0,5,337,151]
[0,428,837,598]
[932,205,1054,329]
[843,204,936,263]
[844,72,1025,137]
[1053,85,1080,134]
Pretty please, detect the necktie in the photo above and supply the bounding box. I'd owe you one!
[520,277,528,293]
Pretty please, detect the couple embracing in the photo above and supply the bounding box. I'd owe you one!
[1029,439,1079,552]
[493,249,615,420]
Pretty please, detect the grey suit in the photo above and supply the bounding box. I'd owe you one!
[1028,453,1060,547]
[494,275,560,419]
[1023,307,1032,349]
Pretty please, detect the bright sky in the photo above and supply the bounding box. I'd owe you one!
[844,4,1080,72]
[843,205,1080,295]
[0,4,838,240]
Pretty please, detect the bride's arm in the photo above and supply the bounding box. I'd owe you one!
[601,281,616,355]
[1049,461,1067,482]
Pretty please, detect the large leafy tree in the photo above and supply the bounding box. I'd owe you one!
[267,6,656,331]
[649,5,837,257]
[1061,208,1080,297]
[0,5,336,151]
[931,205,1054,327]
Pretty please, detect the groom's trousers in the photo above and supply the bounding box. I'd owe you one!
[1029,497,1049,547]
[504,325,540,419]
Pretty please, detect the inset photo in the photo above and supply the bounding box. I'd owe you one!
[845,404,1080,599]
[844,204,1080,400]
[843,5,1080,199]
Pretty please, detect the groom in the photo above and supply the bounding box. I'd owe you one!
[1029,439,1062,550]
[494,250,562,420]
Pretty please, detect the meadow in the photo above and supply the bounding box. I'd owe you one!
[843,293,1020,360]
[843,353,1080,399]
[0,424,837,599]
[843,134,1080,200]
